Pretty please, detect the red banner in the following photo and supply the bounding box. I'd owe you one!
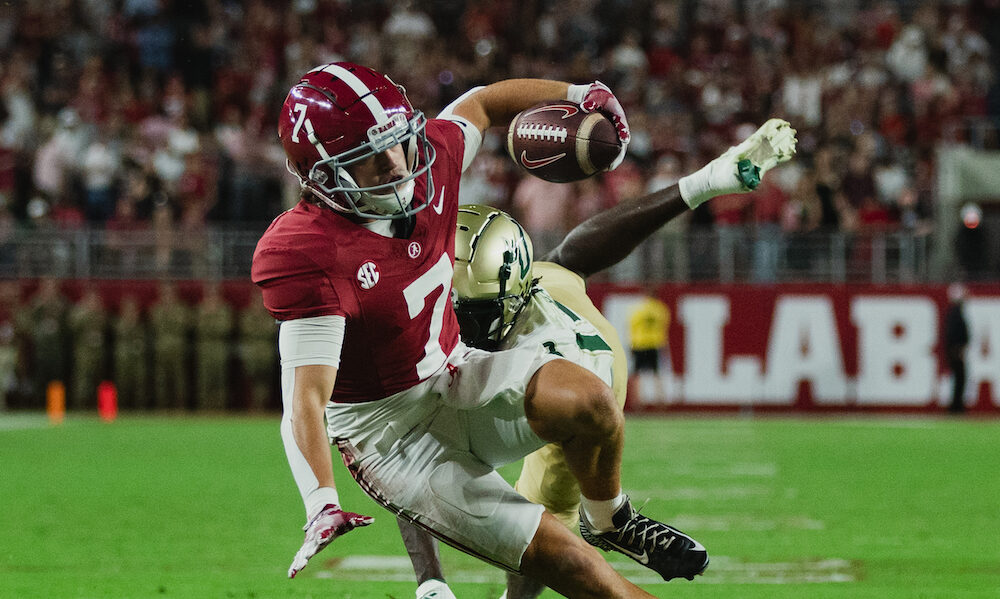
[587,283,1000,413]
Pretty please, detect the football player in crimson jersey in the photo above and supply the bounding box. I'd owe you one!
[399,119,798,599]
[252,62,680,599]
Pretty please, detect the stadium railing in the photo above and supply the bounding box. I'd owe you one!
[0,225,945,284]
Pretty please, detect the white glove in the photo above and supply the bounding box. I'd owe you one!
[288,503,374,578]
[568,81,630,170]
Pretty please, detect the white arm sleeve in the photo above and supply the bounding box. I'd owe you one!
[278,315,345,368]
[277,315,346,518]
[437,86,485,172]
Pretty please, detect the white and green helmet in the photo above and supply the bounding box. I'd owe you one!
[453,204,535,349]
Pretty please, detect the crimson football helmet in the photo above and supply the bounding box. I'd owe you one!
[279,62,436,219]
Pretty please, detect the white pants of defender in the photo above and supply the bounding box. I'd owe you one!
[326,341,559,572]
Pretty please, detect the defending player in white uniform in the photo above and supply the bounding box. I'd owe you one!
[400,115,798,599]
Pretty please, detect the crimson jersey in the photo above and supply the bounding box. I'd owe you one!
[252,119,466,403]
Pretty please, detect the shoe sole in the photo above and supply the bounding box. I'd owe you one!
[728,118,798,189]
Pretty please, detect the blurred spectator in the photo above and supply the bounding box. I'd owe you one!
[68,286,107,409]
[0,200,14,266]
[942,282,970,414]
[105,196,148,273]
[886,25,928,83]
[383,1,435,71]
[1,52,38,154]
[0,319,16,411]
[955,202,988,279]
[113,295,148,410]
[151,197,175,273]
[749,176,789,282]
[609,29,648,87]
[80,125,121,221]
[237,297,277,412]
[512,175,574,258]
[783,168,824,272]
[897,186,933,236]
[194,282,232,411]
[457,151,509,208]
[14,279,69,405]
[628,287,670,406]
[0,281,20,410]
[134,12,175,73]
[33,108,87,202]
[149,281,191,410]
[841,150,877,217]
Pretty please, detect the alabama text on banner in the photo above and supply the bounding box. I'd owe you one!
[589,283,1000,412]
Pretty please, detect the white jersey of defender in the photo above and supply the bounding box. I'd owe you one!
[500,287,616,391]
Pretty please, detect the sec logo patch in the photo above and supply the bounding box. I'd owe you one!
[408,242,421,259]
[357,261,380,290]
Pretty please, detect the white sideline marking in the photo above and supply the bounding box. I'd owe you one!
[834,419,943,429]
[0,414,50,431]
[316,555,856,585]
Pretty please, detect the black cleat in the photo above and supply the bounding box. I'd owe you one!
[580,497,709,581]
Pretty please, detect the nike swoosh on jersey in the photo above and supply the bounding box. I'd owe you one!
[519,151,565,169]
[432,184,445,214]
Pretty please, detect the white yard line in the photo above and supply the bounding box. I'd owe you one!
[665,462,780,478]
[669,514,826,531]
[317,555,857,585]
[625,485,772,500]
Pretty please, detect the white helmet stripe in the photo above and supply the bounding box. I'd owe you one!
[320,63,390,125]
[304,119,331,160]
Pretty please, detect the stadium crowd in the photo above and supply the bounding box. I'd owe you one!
[1,1,998,409]
[0,0,997,258]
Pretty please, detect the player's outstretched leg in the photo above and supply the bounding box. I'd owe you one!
[524,359,708,588]
[679,118,798,209]
[579,495,709,582]
[519,512,658,599]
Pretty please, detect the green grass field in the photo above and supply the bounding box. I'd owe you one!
[2,413,998,598]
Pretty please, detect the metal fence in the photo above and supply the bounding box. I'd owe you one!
[0,224,947,284]
[608,228,935,284]
[0,227,263,281]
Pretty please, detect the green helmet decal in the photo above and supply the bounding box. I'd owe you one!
[453,205,535,349]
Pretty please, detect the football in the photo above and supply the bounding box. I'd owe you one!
[506,100,621,183]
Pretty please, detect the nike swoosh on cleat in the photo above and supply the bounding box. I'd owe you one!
[602,539,650,564]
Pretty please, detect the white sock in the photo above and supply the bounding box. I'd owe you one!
[416,579,455,599]
[581,493,628,533]
[678,156,744,210]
